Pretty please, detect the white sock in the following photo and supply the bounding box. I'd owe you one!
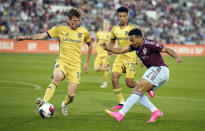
[119,93,141,115]
[139,94,158,112]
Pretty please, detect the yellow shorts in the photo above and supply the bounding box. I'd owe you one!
[112,56,136,78]
[94,55,110,68]
[53,59,80,84]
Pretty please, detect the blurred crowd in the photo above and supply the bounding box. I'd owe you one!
[0,0,204,44]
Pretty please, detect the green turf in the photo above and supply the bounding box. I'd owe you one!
[0,53,205,131]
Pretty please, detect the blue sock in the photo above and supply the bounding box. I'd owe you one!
[119,92,141,115]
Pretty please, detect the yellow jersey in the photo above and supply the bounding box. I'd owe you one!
[110,23,139,61]
[95,31,111,56]
[47,23,91,66]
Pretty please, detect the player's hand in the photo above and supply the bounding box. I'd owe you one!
[14,36,26,43]
[176,57,183,64]
[84,63,89,74]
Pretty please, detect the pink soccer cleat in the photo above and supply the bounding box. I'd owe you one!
[146,110,163,122]
[105,109,124,122]
[112,104,123,109]
[148,90,154,98]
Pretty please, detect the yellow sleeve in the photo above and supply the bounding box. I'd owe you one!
[84,29,91,43]
[47,26,58,38]
[110,26,117,40]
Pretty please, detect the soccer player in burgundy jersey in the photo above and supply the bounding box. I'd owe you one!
[102,28,182,122]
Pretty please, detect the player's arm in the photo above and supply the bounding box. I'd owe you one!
[84,41,93,74]
[161,46,183,64]
[102,43,130,54]
[108,39,115,48]
[106,39,116,55]
[84,30,93,74]
[14,32,48,42]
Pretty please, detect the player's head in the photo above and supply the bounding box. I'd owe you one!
[103,19,110,32]
[117,7,128,26]
[67,8,81,30]
[128,28,143,46]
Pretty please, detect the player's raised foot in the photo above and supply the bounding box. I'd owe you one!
[61,101,68,116]
[105,109,124,122]
[36,98,45,109]
[146,110,163,122]
[112,104,123,109]
[100,82,107,88]
[148,89,154,98]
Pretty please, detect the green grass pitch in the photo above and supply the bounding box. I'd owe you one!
[0,53,205,131]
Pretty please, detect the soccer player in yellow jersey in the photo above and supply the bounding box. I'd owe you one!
[108,7,140,109]
[15,8,92,116]
[93,19,111,88]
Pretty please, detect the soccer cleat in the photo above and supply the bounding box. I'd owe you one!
[36,98,45,109]
[148,89,154,98]
[100,82,107,88]
[61,101,68,116]
[112,104,123,109]
[105,109,124,122]
[146,110,163,122]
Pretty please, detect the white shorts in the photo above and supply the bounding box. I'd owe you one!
[142,66,169,90]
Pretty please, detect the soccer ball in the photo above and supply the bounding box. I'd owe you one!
[39,103,54,118]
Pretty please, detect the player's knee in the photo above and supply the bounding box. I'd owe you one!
[53,71,64,82]
[126,79,135,88]
[112,76,118,84]
[133,84,145,94]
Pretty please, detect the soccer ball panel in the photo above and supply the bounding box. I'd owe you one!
[39,103,54,118]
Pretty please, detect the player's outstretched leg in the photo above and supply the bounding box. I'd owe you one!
[105,109,124,122]
[146,110,163,122]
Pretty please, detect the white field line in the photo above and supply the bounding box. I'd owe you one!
[0,80,41,90]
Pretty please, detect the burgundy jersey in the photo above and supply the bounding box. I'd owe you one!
[129,39,167,68]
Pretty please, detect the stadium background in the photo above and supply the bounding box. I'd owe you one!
[0,0,205,131]
[0,0,204,44]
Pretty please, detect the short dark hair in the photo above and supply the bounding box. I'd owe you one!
[128,28,142,37]
[117,7,128,14]
[67,8,81,20]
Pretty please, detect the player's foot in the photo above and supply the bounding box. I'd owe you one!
[61,101,68,116]
[105,109,124,122]
[146,110,163,122]
[100,82,107,88]
[112,104,123,109]
[36,98,45,109]
[148,89,154,98]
